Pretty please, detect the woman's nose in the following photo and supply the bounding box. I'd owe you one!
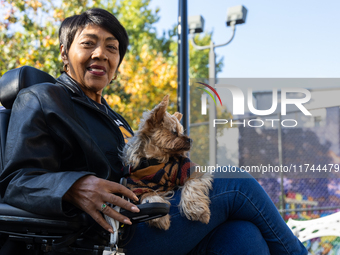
[92,46,108,60]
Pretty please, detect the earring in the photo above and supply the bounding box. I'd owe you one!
[63,64,68,72]
[110,73,118,84]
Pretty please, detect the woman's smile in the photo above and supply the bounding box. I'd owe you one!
[87,64,107,76]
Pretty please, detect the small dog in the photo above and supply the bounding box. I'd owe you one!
[121,95,213,230]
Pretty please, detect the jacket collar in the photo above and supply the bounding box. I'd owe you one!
[56,72,109,106]
[56,72,86,97]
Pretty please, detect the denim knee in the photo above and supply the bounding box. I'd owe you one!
[188,220,270,255]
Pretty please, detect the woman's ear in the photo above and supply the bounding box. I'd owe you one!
[60,44,69,65]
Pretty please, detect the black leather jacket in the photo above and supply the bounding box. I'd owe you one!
[0,73,133,216]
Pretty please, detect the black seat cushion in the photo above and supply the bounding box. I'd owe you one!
[0,66,56,173]
[0,66,56,109]
[0,107,10,172]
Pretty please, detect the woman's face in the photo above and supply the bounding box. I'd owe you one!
[61,25,120,102]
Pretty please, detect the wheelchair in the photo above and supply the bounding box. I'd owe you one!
[0,66,170,255]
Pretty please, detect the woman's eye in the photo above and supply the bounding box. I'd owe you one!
[108,45,118,51]
[82,41,93,46]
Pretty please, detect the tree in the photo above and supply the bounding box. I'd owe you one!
[0,0,62,76]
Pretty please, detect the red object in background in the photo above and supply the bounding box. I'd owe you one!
[286,192,296,199]
[284,214,300,221]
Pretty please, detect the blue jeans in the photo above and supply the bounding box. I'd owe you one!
[124,171,307,255]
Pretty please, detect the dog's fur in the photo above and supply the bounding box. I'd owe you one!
[121,95,213,230]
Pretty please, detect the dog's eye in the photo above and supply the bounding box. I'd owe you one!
[172,131,178,136]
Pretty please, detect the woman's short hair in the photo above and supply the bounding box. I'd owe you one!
[59,8,129,67]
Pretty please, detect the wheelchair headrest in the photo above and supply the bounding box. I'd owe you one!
[0,66,56,109]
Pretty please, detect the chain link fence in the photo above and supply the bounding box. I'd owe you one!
[191,105,340,217]
[190,82,340,254]
[238,108,340,218]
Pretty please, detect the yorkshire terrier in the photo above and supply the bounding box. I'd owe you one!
[121,95,213,230]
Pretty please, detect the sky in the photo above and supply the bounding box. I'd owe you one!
[149,0,340,83]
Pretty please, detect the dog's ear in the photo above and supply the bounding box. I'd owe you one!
[161,95,170,105]
[153,95,169,123]
[173,112,182,121]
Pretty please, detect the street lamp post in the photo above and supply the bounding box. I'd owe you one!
[189,5,247,166]
[178,0,190,136]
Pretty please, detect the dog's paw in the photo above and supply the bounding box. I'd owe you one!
[148,214,171,230]
[141,193,172,230]
[197,208,210,224]
[179,173,213,224]
[181,199,211,224]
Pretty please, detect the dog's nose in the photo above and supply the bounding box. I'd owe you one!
[187,138,192,144]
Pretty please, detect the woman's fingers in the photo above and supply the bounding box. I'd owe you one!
[89,210,115,233]
[101,192,140,213]
[105,180,139,202]
[63,176,141,232]
[99,203,132,225]
[100,179,140,212]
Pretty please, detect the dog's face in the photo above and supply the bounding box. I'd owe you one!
[138,95,192,159]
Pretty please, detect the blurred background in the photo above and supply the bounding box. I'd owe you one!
[1,0,340,253]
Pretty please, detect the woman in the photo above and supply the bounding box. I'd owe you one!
[0,8,307,255]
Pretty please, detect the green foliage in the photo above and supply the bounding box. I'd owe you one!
[0,0,68,76]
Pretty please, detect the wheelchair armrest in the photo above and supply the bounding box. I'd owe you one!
[120,202,170,224]
[0,203,90,235]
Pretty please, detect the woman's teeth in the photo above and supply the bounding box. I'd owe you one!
[89,68,104,72]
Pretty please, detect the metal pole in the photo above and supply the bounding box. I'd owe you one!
[178,0,190,136]
[278,112,285,218]
[177,0,181,112]
[209,41,216,166]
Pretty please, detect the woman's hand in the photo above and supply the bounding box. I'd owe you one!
[63,175,140,233]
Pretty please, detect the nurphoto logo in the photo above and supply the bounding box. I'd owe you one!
[196,80,313,128]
